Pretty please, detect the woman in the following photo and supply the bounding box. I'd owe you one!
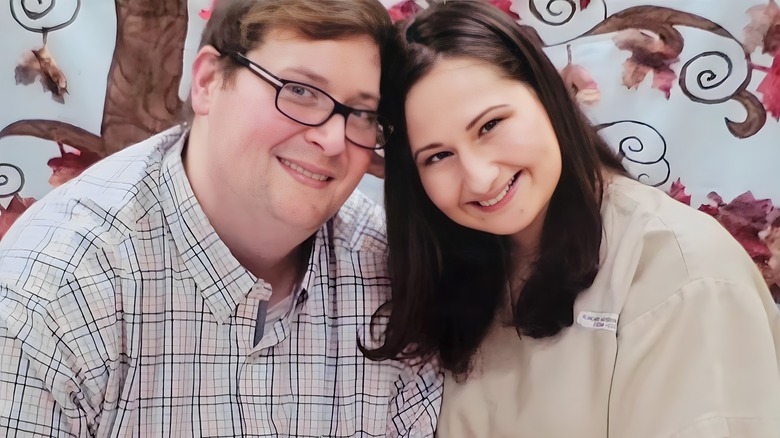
[364,0,780,436]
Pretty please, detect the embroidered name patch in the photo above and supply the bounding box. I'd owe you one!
[577,311,619,332]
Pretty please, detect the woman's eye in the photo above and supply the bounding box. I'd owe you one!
[424,151,452,165]
[479,118,501,135]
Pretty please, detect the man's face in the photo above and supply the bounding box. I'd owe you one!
[197,29,381,234]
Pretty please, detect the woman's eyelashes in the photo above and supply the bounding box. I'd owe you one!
[419,116,507,166]
[423,150,453,166]
[479,118,502,136]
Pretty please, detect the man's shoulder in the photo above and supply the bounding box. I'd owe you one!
[0,129,184,288]
[0,211,122,307]
[330,188,387,254]
[59,126,182,207]
[7,127,184,235]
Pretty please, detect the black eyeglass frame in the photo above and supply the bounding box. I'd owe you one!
[222,50,393,150]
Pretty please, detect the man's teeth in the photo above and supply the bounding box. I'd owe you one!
[478,175,517,207]
[280,159,329,181]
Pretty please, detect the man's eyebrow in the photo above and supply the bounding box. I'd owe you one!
[355,92,380,104]
[283,67,330,85]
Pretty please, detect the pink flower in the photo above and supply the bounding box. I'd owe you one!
[387,0,422,23]
[199,0,217,20]
[486,0,520,21]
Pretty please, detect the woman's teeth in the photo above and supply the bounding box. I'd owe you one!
[478,174,517,207]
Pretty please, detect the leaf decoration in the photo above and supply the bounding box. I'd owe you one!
[760,217,780,301]
[47,142,101,188]
[613,29,679,99]
[743,0,780,54]
[667,178,691,205]
[0,195,36,240]
[668,180,780,301]
[14,51,40,86]
[697,191,776,263]
[756,54,780,120]
[14,45,68,103]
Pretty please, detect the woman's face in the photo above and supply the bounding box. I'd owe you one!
[405,57,562,248]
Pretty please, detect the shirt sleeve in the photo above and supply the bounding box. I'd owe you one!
[608,276,780,437]
[386,359,444,438]
[0,270,117,437]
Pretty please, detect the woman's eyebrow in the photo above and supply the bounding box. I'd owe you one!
[466,104,509,130]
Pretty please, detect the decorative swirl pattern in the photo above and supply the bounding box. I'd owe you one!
[573,5,767,138]
[679,51,743,104]
[0,163,25,199]
[10,0,80,34]
[529,0,576,26]
[725,90,768,139]
[596,121,670,187]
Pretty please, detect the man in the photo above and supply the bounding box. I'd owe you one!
[0,0,441,436]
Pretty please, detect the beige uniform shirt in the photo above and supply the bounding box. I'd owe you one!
[438,176,780,437]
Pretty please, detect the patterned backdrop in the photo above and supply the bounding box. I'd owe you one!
[1,0,779,299]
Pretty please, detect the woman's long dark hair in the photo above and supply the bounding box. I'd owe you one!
[362,0,626,376]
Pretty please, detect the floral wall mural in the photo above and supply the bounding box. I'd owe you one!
[1,0,779,299]
[1,0,191,227]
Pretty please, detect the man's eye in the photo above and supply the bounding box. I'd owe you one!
[288,85,316,98]
[351,110,378,121]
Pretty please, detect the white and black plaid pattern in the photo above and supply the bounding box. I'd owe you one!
[0,126,442,437]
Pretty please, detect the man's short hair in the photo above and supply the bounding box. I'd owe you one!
[179,0,396,122]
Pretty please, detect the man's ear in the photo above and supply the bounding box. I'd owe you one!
[190,45,223,116]
[366,149,385,179]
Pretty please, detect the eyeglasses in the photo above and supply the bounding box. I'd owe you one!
[223,51,393,150]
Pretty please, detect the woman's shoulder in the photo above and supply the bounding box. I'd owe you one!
[604,175,751,278]
[594,175,766,324]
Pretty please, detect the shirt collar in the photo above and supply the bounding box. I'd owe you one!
[158,126,256,323]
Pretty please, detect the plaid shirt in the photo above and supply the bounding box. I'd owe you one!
[0,126,442,437]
